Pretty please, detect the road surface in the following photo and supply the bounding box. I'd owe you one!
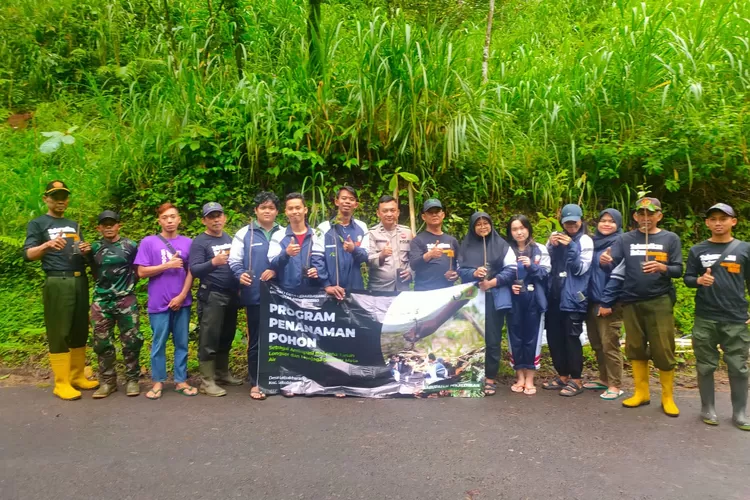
[0,384,748,500]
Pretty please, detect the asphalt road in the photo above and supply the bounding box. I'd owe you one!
[0,384,748,500]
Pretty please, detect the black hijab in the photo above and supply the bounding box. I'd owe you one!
[458,212,508,270]
[593,208,623,251]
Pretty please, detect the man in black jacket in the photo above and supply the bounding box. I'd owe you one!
[684,203,750,430]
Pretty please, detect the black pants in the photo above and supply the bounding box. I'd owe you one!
[246,305,261,386]
[545,303,584,379]
[485,294,508,380]
[198,290,239,362]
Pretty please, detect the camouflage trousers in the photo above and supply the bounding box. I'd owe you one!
[91,294,143,383]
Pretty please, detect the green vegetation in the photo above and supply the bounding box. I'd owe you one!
[1,0,749,368]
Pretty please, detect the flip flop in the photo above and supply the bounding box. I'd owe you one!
[600,389,624,400]
[559,380,584,397]
[174,385,198,397]
[523,386,537,395]
[510,383,525,393]
[583,381,608,390]
[250,388,267,401]
[145,387,162,400]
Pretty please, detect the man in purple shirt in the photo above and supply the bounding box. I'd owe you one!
[134,203,196,399]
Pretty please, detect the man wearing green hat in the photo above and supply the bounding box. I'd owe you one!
[90,210,142,399]
[684,203,750,430]
[23,180,99,400]
[606,197,683,417]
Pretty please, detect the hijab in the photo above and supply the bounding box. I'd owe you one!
[458,212,508,270]
[593,208,623,251]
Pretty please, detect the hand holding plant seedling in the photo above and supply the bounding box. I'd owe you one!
[473,266,488,279]
[343,235,355,253]
[46,234,66,252]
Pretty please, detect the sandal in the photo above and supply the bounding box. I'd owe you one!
[583,381,608,390]
[600,389,624,400]
[484,382,497,396]
[543,376,566,390]
[510,383,525,393]
[174,385,198,397]
[145,387,162,400]
[523,386,537,395]
[559,380,584,397]
[250,387,267,401]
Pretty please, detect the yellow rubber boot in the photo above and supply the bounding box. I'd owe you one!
[622,360,651,408]
[659,369,680,417]
[49,353,81,401]
[69,347,100,390]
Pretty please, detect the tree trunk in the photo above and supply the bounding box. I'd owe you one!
[482,0,495,84]
[308,0,322,77]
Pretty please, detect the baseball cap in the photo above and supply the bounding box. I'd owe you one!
[705,203,736,218]
[560,204,583,224]
[97,210,120,223]
[422,198,444,213]
[202,202,224,217]
[635,197,662,212]
[44,180,70,196]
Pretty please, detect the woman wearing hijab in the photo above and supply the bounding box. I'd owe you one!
[542,204,594,397]
[583,209,625,400]
[506,215,551,395]
[458,212,516,396]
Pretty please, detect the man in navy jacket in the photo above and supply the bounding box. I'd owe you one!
[229,192,283,400]
[316,186,369,300]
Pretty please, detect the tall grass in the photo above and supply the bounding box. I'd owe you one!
[1,0,749,237]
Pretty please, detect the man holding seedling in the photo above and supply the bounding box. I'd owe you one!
[683,203,750,430]
[409,199,460,291]
[24,180,98,400]
[362,195,413,292]
[604,197,683,417]
[90,210,142,399]
[189,202,242,397]
[317,186,369,300]
[229,191,283,401]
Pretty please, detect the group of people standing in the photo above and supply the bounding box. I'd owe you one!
[23,180,750,430]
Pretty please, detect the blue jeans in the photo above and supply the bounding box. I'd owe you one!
[149,307,190,383]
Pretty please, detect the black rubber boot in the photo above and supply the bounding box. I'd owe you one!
[697,373,718,425]
[199,361,227,397]
[729,375,750,431]
[215,353,243,386]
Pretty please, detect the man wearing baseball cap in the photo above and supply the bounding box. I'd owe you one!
[189,202,241,396]
[606,197,683,416]
[684,203,750,430]
[90,211,142,398]
[409,198,460,291]
[23,181,98,400]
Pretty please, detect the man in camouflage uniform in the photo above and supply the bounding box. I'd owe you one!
[90,211,142,398]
